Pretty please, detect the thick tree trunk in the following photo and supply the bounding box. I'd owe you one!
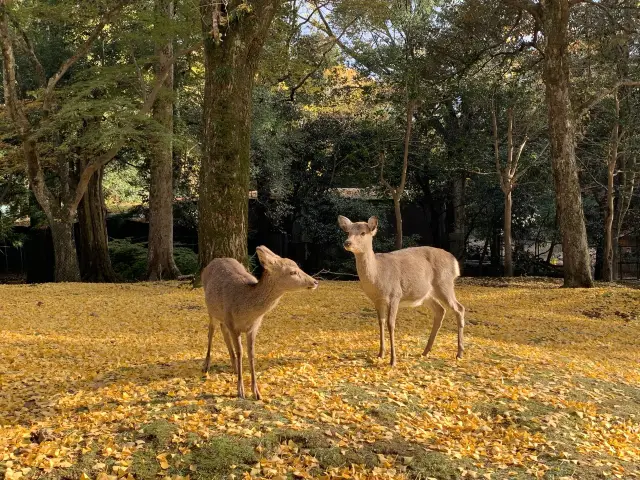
[504,190,513,277]
[198,0,279,268]
[77,165,117,282]
[449,175,466,261]
[543,0,593,288]
[49,218,81,282]
[148,0,180,280]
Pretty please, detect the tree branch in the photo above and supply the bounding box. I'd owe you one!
[42,0,130,113]
[491,98,506,192]
[69,40,202,212]
[577,80,640,117]
[288,16,356,101]
[8,13,46,87]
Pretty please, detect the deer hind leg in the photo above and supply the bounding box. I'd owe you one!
[229,329,245,398]
[387,298,400,367]
[220,323,237,373]
[434,286,466,359]
[247,328,261,400]
[203,316,216,373]
[422,298,446,357]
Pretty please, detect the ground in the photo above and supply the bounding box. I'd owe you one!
[0,279,639,480]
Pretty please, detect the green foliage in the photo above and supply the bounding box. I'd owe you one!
[108,238,198,281]
[108,239,148,281]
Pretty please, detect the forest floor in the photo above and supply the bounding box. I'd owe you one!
[0,279,639,480]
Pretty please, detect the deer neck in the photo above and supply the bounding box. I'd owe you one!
[354,248,378,284]
[250,271,286,316]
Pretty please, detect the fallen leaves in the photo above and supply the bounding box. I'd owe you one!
[0,280,639,479]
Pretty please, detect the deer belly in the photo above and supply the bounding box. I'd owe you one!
[400,294,429,308]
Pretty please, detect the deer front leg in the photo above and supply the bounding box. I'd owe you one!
[387,298,400,367]
[202,317,215,374]
[229,329,245,398]
[376,303,388,358]
[247,328,261,400]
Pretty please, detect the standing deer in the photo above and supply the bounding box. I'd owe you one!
[202,246,319,399]
[338,215,465,365]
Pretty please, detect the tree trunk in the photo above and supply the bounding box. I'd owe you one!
[198,0,279,268]
[77,164,117,282]
[603,106,619,282]
[393,195,403,250]
[449,175,466,260]
[504,189,513,277]
[49,218,81,282]
[148,0,180,280]
[542,0,593,288]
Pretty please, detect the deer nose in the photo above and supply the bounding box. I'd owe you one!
[344,240,352,248]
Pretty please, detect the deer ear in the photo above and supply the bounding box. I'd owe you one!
[367,216,378,236]
[338,215,353,232]
[256,246,278,269]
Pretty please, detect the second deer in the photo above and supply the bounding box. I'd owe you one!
[338,215,465,366]
[201,246,318,399]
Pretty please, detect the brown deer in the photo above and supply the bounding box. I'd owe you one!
[338,215,465,365]
[201,246,318,399]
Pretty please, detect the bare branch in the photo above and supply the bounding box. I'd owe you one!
[289,17,356,101]
[491,98,506,192]
[503,0,543,22]
[8,14,45,87]
[397,100,416,196]
[578,80,640,117]
[379,151,394,194]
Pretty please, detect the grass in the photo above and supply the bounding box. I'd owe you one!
[0,279,639,479]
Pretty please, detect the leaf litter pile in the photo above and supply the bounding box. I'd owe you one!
[1,279,639,480]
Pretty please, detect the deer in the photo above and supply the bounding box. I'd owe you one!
[201,245,319,399]
[338,215,465,366]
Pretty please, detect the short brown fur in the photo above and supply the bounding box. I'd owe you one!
[338,215,465,365]
[201,246,318,399]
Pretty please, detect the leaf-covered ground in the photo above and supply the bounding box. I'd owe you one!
[1,279,639,480]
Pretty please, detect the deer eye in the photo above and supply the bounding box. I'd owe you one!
[290,270,297,276]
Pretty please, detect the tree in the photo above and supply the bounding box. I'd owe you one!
[0,0,198,281]
[380,101,416,250]
[198,0,282,268]
[492,104,528,277]
[147,0,181,280]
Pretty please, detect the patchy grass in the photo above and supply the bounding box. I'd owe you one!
[0,279,639,479]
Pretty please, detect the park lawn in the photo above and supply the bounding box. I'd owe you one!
[0,280,639,480]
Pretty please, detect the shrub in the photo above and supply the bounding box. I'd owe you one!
[109,238,199,281]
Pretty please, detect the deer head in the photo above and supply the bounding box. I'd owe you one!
[337,215,378,254]
[256,246,318,290]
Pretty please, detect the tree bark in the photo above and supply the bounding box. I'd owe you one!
[603,93,620,282]
[147,0,180,280]
[504,190,513,276]
[49,218,81,282]
[198,0,280,268]
[542,0,593,287]
[77,165,117,282]
[448,175,467,261]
